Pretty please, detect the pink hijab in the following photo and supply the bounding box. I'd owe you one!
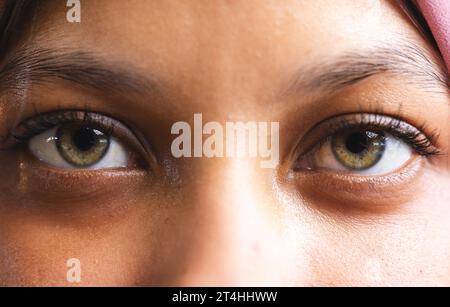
[418,0,450,72]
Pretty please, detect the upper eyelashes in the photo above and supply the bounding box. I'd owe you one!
[10,111,116,143]
[295,113,440,157]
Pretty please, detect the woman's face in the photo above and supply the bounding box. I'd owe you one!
[0,0,449,286]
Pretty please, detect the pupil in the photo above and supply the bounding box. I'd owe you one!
[346,132,369,154]
[72,127,98,151]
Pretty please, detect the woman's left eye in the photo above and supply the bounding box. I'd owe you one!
[294,114,439,176]
[29,124,129,169]
[303,128,412,176]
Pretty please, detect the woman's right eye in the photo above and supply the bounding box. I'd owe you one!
[29,124,130,170]
[11,111,146,170]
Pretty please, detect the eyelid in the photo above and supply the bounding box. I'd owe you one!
[9,110,154,169]
[292,113,440,160]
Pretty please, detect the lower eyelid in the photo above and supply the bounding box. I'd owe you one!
[18,151,149,194]
[288,156,425,211]
[6,153,151,220]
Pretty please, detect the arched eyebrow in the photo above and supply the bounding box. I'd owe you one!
[284,41,449,97]
[0,42,447,101]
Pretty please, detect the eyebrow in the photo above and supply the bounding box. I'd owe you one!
[0,47,158,96]
[285,41,449,95]
[0,42,448,100]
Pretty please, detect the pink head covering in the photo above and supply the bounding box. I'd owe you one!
[417,0,450,72]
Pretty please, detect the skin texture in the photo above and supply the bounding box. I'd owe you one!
[0,0,449,286]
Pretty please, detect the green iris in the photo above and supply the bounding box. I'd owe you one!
[331,129,386,170]
[56,124,110,167]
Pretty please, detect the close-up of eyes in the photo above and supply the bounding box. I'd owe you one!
[295,113,440,176]
[12,110,441,179]
[11,111,146,170]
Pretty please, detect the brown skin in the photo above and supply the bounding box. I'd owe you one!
[0,0,450,286]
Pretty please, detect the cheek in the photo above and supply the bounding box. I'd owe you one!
[0,203,159,286]
[307,194,450,286]
[0,214,77,286]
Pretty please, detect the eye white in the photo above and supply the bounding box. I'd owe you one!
[314,133,413,176]
[28,127,129,170]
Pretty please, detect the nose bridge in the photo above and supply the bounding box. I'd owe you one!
[174,158,284,285]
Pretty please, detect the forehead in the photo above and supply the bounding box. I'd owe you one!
[35,0,417,67]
